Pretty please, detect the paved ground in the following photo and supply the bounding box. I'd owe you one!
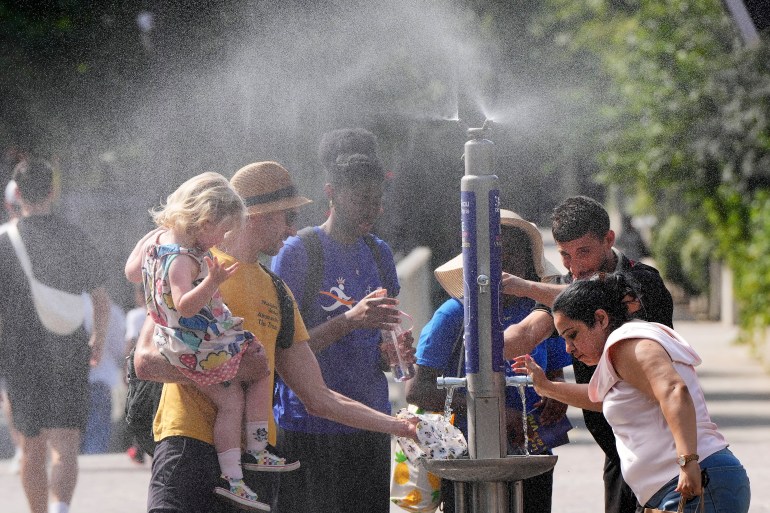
[1,321,768,512]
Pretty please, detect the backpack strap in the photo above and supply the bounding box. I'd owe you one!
[362,233,388,294]
[297,227,324,317]
[124,346,163,457]
[259,263,295,349]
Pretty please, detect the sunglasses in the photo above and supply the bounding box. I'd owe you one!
[247,209,297,225]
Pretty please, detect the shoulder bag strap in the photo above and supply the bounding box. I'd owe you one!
[5,222,36,281]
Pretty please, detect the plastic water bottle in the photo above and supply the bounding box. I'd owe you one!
[381,313,415,382]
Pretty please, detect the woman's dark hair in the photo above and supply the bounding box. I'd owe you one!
[327,153,384,187]
[552,272,643,331]
[319,128,381,172]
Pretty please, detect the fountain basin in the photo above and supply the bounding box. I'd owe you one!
[424,455,557,483]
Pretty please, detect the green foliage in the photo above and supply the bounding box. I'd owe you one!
[544,0,770,353]
[679,229,714,296]
[589,0,734,196]
[650,215,694,294]
[706,189,770,339]
[650,215,712,296]
[696,42,770,195]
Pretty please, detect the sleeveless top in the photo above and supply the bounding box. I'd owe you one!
[143,240,252,385]
[588,321,727,504]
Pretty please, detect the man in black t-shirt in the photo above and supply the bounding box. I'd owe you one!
[501,196,673,513]
[0,159,110,513]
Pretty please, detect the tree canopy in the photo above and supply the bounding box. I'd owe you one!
[541,0,770,352]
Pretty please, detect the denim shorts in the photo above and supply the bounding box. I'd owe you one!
[644,448,751,513]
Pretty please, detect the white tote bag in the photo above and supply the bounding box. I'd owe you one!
[2,222,85,335]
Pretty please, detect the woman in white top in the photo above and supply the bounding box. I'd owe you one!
[514,272,750,513]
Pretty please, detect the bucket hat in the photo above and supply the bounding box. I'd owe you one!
[434,209,562,299]
[230,161,312,215]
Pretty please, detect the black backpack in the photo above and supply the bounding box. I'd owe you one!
[124,264,295,456]
[124,347,163,456]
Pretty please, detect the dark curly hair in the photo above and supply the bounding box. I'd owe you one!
[318,128,384,186]
[552,272,643,332]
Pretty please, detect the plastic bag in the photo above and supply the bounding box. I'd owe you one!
[390,408,467,512]
[390,438,442,512]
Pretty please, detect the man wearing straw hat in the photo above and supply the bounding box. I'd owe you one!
[501,195,673,513]
[407,209,572,513]
[133,161,418,513]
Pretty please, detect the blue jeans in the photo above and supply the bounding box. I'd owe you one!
[644,448,750,513]
[81,381,112,454]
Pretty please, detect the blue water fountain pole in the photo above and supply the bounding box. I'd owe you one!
[461,121,508,511]
[426,120,558,513]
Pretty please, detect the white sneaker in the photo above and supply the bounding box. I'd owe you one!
[214,475,271,512]
[242,449,300,472]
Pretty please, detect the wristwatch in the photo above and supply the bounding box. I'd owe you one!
[676,454,699,467]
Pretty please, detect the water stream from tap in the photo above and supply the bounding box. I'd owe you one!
[516,384,530,456]
[444,385,456,420]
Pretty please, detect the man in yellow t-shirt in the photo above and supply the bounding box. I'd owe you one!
[134,162,417,513]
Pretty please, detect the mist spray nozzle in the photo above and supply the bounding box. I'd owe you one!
[467,119,493,140]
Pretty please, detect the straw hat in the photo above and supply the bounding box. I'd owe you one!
[230,161,312,215]
[434,209,562,299]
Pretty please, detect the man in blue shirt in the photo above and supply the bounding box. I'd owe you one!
[272,129,407,513]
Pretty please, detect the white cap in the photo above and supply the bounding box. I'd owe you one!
[4,180,19,205]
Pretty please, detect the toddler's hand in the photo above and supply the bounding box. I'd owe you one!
[204,256,239,286]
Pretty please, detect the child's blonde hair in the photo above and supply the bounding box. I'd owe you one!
[152,172,245,235]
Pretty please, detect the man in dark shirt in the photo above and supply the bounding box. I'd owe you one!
[502,196,673,513]
[0,159,110,513]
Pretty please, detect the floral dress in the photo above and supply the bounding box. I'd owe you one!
[142,242,252,385]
